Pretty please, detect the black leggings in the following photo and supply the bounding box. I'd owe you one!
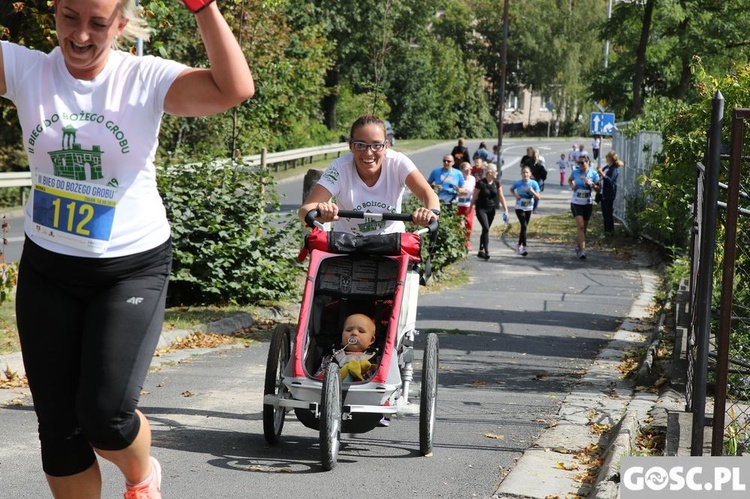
[601,197,616,232]
[515,209,532,245]
[476,208,496,253]
[16,237,172,477]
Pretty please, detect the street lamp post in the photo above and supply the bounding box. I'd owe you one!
[603,0,613,68]
[497,0,510,154]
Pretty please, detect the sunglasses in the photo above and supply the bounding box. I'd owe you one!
[351,141,387,152]
[443,159,454,163]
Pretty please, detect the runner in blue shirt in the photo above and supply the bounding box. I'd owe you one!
[428,155,464,206]
[568,155,600,260]
[510,166,541,256]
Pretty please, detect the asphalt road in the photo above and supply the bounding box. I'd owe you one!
[0,137,651,499]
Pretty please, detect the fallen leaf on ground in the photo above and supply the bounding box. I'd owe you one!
[484,433,505,440]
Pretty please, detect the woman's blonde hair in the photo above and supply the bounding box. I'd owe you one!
[116,0,151,48]
[55,0,151,48]
[606,150,624,168]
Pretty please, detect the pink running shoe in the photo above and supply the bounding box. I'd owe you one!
[124,457,162,499]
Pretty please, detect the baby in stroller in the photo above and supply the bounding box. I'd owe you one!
[315,314,379,382]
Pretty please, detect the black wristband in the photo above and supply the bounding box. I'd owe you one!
[430,209,441,216]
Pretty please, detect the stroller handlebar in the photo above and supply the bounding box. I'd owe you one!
[305,209,438,234]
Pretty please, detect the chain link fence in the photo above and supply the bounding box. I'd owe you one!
[611,126,663,237]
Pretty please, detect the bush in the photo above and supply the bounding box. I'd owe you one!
[157,159,303,306]
[403,197,467,278]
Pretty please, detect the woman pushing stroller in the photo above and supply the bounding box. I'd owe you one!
[296,114,441,435]
[299,115,439,232]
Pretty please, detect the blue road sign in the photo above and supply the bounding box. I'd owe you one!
[590,112,615,136]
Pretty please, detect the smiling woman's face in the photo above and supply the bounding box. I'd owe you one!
[55,0,128,80]
[349,123,387,177]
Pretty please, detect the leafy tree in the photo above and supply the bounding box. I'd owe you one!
[386,35,492,140]
[309,0,391,129]
[308,0,443,137]
[629,62,750,248]
[141,0,332,160]
[470,0,606,135]
[593,0,750,120]
[630,0,656,118]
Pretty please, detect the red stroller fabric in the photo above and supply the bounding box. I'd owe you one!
[298,228,422,262]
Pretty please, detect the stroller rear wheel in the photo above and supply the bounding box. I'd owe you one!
[263,324,291,444]
[420,333,439,456]
[320,362,342,471]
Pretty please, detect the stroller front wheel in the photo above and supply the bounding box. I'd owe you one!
[320,362,342,471]
[420,333,439,456]
[263,324,291,445]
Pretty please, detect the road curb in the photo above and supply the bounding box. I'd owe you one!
[590,412,639,498]
[589,309,668,498]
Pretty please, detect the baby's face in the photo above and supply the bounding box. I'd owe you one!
[342,315,376,352]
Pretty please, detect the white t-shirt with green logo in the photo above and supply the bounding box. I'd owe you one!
[1,42,186,257]
[317,149,417,235]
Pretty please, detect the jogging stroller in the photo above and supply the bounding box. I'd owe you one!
[262,210,439,470]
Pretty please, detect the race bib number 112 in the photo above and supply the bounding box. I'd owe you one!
[32,174,118,254]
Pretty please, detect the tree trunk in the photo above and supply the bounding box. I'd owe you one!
[630,0,655,119]
[675,56,692,100]
[322,69,339,132]
[302,170,323,204]
[674,7,691,100]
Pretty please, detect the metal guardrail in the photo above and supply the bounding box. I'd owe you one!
[0,142,350,187]
[0,171,33,188]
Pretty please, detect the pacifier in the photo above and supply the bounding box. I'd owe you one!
[347,337,359,345]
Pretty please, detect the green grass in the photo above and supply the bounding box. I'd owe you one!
[495,211,583,243]
[0,300,17,355]
[496,209,649,261]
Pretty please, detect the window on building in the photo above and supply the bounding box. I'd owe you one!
[505,92,519,110]
[540,95,554,112]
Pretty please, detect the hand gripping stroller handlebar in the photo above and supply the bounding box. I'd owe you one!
[304,209,438,234]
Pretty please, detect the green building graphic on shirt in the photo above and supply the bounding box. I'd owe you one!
[48,125,104,181]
